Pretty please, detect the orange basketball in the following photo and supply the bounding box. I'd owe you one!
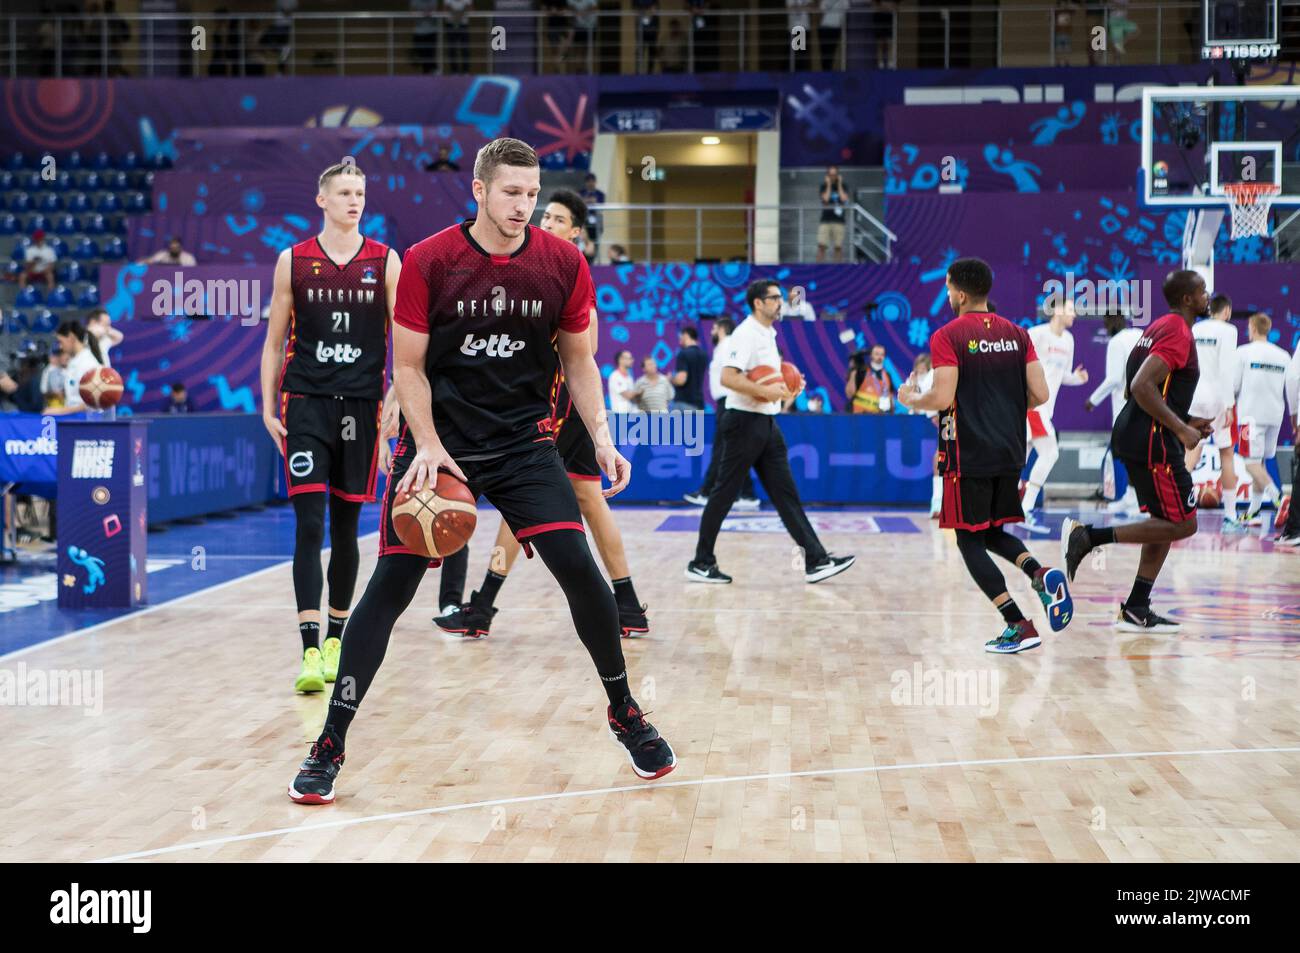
[746,364,782,387]
[78,366,124,409]
[781,361,805,396]
[1197,482,1222,509]
[391,471,477,558]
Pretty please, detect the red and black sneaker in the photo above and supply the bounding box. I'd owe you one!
[433,591,497,640]
[288,729,345,804]
[619,602,649,639]
[608,698,676,780]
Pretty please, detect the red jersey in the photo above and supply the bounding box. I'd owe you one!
[1112,312,1200,465]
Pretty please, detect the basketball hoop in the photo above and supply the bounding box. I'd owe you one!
[1222,182,1281,238]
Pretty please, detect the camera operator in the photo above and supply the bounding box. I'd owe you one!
[817,166,849,262]
[846,343,894,414]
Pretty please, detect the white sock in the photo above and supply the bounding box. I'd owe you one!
[1246,484,1262,518]
[1265,481,1280,503]
[1022,482,1042,512]
[931,475,943,504]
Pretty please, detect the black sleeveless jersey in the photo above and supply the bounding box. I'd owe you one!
[279,235,391,400]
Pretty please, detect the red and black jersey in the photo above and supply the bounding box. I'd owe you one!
[280,235,391,400]
[549,291,597,435]
[393,222,593,461]
[1112,312,1200,465]
[929,311,1038,477]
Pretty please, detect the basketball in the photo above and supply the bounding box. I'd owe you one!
[78,366,124,409]
[1198,482,1222,509]
[781,361,805,396]
[746,364,782,388]
[391,472,477,558]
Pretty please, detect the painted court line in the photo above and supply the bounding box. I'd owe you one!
[92,745,1300,863]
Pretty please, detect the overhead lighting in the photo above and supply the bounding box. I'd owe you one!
[701,136,720,145]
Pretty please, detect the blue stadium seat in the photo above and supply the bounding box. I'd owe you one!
[77,285,100,308]
[0,170,12,190]
[66,192,89,212]
[106,171,128,190]
[93,151,112,170]
[8,192,31,212]
[2,309,24,334]
[9,237,29,259]
[84,213,107,234]
[66,151,83,170]
[53,170,73,192]
[73,237,99,259]
[48,236,68,257]
[126,191,148,212]
[45,284,72,308]
[4,261,20,279]
[27,214,49,234]
[149,154,171,170]
[101,236,126,259]
[54,214,80,235]
[143,171,156,189]
[57,260,83,283]
[37,193,62,212]
[0,213,17,235]
[122,152,139,170]
[82,171,101,191]
[15,285,42,307]
[97,192,121,212]
[29,308,57,334]
[5,152,24,171]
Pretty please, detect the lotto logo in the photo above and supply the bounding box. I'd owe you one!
[316,341,363,364]
[71,440,115,479]
[460,333,526,358]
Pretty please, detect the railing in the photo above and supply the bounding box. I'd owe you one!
[587,202,894,265]
[6,3,1292,79]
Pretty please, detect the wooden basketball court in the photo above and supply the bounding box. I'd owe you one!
[4,507,1299,862]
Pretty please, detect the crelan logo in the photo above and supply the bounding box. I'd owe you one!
[967,338,1020,354]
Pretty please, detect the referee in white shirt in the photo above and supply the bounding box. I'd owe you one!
[685,318,759,509]
[686,280,855,584]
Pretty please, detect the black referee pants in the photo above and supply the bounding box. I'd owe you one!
[1283,448,1300,538]
[694,410,827,568]
[700,397,756,498]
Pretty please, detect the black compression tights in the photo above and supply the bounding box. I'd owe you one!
[324,530,627,743]
[291,494,363,614]
[954,526,1033,601]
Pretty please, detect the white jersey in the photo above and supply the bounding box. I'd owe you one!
[1188,318,1238,418]
[913,368,937,419]
[1086,326,1141,423]
[720,315,781,416]
[1027,323,1082,420]
[1233,340,1290,429]
[63,346,102,409]
[607,368,635,413]
[708,338,736,404]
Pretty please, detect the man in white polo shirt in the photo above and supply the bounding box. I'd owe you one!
[685,279,855,585]
[1187,293,1241,524]
[1233,312,1291,527]
[685,318,760,510]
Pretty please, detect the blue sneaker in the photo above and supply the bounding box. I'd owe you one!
[1032,566,1074,632]
[985,620,1042,654]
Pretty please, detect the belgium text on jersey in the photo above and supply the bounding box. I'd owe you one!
[456,297,544,319]
[50,884,151,933]
[609,410,705,457]
[151,271,263,326]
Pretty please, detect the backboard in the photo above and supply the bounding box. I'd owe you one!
[1201,0,1280,60]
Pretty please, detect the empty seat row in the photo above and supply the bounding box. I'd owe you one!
[6,151,171,172]
[1,213,128,236]
[8,234,127,260]
[8,281,101,309]
[1,191,150,213]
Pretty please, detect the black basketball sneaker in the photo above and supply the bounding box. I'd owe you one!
[433,591,497,640]
[1061,517,1091,583]
[1115,603,1182,633]
[805,554,856,583]
[685,560,732,583]
[288,729,345,804]
[608,698,676,780]
[619,602,650,638]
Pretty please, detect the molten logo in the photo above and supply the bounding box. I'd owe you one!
[316,341,363,364]
[460,333,526,358]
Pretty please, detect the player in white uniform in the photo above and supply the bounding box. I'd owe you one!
[1085,312,1143,514]
[1232,313,1291,527]
[1186,294,1240,523]
[1022,300,1088,532]
[908,352,942,516]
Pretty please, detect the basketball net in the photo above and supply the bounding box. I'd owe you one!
[1222,182,1280,239]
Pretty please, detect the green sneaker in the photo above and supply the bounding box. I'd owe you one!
[984,620,1042,654]
[295,647,326,693]
[321,637,341,683]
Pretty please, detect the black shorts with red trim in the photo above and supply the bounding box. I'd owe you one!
[939,471,1024,531]
[282,393,382,502]
[553,413,601,480]
[1121,456,1197,523]
[379,437,584,560]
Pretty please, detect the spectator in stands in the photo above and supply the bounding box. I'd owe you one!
[165,382,195,413]
[426,146,460,172]
[51,320,102,414]
[410,0,440,74]
[542,0,572,70]
[607,244,631,264]
[634,0,660,73]
[818,166,849,262]
[258,0,297,74]
[139,236,197,267]
[781,287,817,321]
[787,0,813,67]
[208,8,238,76]
[41,345,67,409]
[846,343,894,414]
[445,0,472,73]
[0,347,47,414]
[662,21,687,72]
[873,0,901,68]
[819,0,848,69]
[85,309,123,367]
[689,0,719,72]
[608,349,636,412]
[672,326,708,410]
[580,173,605,251]
[567,0,597,69]
[632,356,674,413]
[103,0,131,76]
[19,230,58,293]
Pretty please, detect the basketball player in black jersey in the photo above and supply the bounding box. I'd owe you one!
[288,139,675,803]
[435,188,649,640]
[260,161,400,694]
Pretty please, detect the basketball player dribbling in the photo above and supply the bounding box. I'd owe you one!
[288,139,675,804]
[260,162,398,693]
[435,188,649,640]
